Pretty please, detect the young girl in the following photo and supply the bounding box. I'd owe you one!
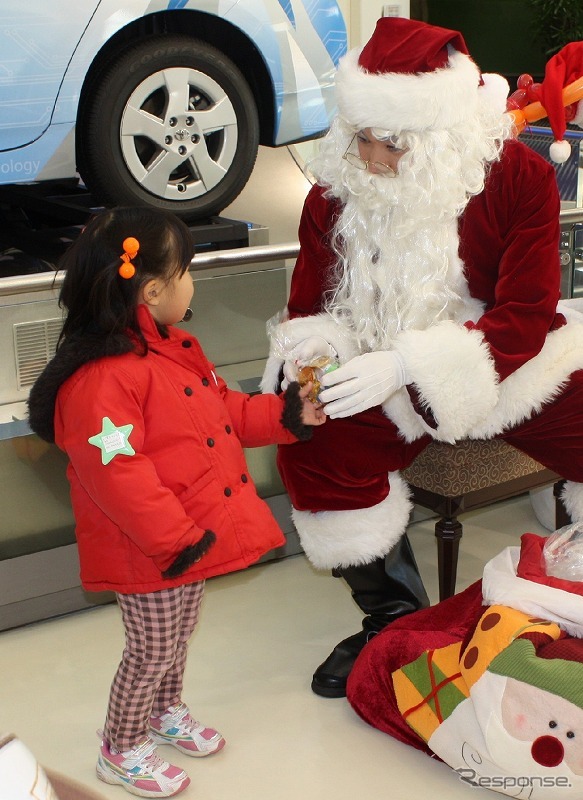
[27,206,324,798]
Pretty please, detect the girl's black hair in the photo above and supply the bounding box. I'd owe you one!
[57,206,194,352]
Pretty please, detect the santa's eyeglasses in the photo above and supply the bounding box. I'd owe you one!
[342,134,397,177]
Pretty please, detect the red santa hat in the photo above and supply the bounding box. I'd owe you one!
[335,17,509,134]
[539,41,583,164]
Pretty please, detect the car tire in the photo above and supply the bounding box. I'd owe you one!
[78,35,260,221]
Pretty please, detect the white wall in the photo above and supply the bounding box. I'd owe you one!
[338,0,410,48]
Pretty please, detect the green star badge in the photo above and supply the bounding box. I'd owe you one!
[88,416,135,465]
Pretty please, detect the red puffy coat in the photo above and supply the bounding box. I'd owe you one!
[52,305,296,593]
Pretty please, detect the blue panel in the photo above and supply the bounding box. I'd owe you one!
[520,126,583,204]
[276,0,296,27]
[302,0,347,65]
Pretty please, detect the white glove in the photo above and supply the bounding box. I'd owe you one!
[281,336,337,390]
[319,351,409,418]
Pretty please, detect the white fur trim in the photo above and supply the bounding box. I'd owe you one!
[470,317,583,438]
[291,472,412,569]
[573,100,583,129]
[389,321,499,443]
[261,354,285,394]
[482,546,583,638]
[269,313,360,365]
[381,387,428,443]
[384,312,583,443]
[561,481,583,523]
[557,296,583,321]
[479,73,510,115]
[336,49,481,133]
[261,306,290,393]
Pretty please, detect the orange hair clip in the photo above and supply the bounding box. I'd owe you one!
[118,236,140,279]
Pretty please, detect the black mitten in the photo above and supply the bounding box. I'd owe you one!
[162,530,216,579]
[281,381,312,441]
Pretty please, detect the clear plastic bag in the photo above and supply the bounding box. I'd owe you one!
[542,522,583,581]
[266,315,339,403]
[267,318,335,367]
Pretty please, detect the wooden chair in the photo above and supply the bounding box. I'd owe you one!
[401,439,568,601]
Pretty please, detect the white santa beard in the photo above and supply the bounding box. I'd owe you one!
[326,166,476,351]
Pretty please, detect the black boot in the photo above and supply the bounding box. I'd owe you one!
[311,534,429,698]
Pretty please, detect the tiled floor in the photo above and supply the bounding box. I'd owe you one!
[0,492,550,800]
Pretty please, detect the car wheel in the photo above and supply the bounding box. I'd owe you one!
[79,36,260,221]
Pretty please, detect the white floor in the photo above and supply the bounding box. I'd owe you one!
[0,493,551,800]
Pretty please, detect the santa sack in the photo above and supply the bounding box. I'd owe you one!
[348,533,583,799]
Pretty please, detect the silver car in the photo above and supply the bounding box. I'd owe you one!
[0,0,347,220]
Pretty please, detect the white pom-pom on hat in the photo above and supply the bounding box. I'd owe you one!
[549,138,572,164]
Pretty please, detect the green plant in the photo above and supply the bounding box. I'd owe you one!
[528,0,583,55]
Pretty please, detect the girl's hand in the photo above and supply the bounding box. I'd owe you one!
[299,382,326,426]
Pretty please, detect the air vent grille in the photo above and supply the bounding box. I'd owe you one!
[14,318,62,390]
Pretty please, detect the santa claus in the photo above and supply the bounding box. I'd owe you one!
[262,18,583,698]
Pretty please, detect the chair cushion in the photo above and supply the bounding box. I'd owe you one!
[402,439,547,496]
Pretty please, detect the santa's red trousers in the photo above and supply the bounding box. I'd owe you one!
[277,370,583,513]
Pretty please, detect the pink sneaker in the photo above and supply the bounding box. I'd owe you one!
[96,736,190,797]
[150,703,225,757]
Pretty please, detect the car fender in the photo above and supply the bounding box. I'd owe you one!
[0,0,346,184]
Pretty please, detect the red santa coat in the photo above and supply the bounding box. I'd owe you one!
[54,305,294,594]
[264,138,583,569]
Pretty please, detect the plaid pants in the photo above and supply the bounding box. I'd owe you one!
[104,581,205,751]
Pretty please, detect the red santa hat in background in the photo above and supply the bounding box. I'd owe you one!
[335,17,509,135]
[538,41,583,164]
